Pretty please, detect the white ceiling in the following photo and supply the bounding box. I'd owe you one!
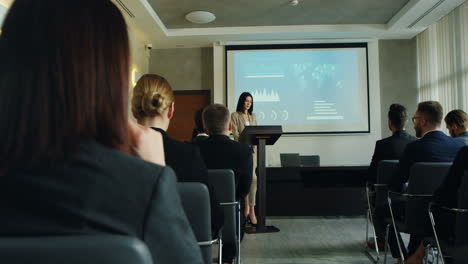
[98,0,468,49]
[1,0,465,49]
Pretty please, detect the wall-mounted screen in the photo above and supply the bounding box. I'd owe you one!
[226,43,370,134]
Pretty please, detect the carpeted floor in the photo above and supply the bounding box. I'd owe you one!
[237,216,394,264]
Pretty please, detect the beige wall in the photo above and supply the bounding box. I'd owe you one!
[378,39,418,138]
[148,48,214,92]
[128,28,150,85]
[127,25,150,121]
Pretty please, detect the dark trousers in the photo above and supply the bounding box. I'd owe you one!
[222,202,246,263]
[388,231,423,259]
[385,199,423,259]
[373,206,387,242]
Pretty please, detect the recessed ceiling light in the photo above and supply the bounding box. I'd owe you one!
[185,11,216,24]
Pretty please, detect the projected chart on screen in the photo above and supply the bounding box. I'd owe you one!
[226,44,369,134]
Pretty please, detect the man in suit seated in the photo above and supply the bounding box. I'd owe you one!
[388,101,464,263]
[196,103,253,264]
[444,109,468,145]
[368,104,417,183]
[367,104,417,250]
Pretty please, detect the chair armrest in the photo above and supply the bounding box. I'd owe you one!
[430,202,468,213]
[198,238,220,247]
[388,190,432,198]
[220,201,239,206]
[374,184,388,187]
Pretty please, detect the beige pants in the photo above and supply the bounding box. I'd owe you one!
[245,153,257,206]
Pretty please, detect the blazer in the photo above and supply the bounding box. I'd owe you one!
[389,130,465,191]
[151,127,224,235]
[0,141,203,264]
[151,127,207,183]
[455,131,468,145]
[196,135,253,201]
[231,112,257,142]
[367,130,417,183]
[434,146,468,207]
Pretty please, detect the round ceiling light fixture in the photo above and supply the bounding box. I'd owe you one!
[185,11,216,24]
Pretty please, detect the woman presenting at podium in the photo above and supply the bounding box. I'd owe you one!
[231,92,258,225]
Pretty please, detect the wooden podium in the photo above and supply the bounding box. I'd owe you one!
[240,125,282,233]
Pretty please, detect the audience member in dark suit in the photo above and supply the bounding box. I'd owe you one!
[388,101,464,264]
[368,104,417,183]
[192,108,209,143]
[196,104,253,264]
[430,147,468,241]
[367,104,417,249]
[444,109,468,145]
[0,2,203,264]
[434,146,468,207]
[131,74,223,236]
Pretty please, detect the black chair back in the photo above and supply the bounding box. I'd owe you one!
[375,160,399,208]
[455,171,468,246]
[178,182,212,264]
[206,170,237,245]
[0,235,153,264]
[405,162,452,234]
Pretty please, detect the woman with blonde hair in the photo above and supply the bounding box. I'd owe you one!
[231,92,258,225]
[132,74,223,235]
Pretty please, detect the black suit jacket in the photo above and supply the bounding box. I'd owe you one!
[151,127,223,235]
[196,135,253,201]
[390,130,465,191]
[0,141,203,264]
[434,146,468,207]
[151,127,207,182]
[368,130,417,183]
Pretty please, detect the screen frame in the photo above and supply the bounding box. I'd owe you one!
[225,42,371,135]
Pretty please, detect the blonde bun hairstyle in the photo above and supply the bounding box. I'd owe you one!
[132,74,174,120]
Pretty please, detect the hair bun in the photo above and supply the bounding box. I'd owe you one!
[142,92,163,116]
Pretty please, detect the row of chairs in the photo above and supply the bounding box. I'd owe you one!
[427,171,468,264]
[179,169,241,264]
[365,161,468,264]
[0,169,239,264]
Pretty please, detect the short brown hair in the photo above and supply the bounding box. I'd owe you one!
[202,104,230,135]
[132,74,174,120]
[0,0,130,169]
[416,101,443,125]
[444,109,467,129]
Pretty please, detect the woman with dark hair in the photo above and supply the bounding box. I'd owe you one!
[0,1,203,263]
[231,92,258,225]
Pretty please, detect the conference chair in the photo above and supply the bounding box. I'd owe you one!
[206,169,240,264]
[299,155,320,167]
[386,162,452,262]
[454,245,468,264]
[365,160,399,264]
[178,182,220,264]
[0,235,153,264]
[428,171,468,264]
[280,153,301,167]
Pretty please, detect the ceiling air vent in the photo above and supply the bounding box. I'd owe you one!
[115,0,135,18]
[408,0,445,28]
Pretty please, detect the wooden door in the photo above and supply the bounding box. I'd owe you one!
[167,90,210,142]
